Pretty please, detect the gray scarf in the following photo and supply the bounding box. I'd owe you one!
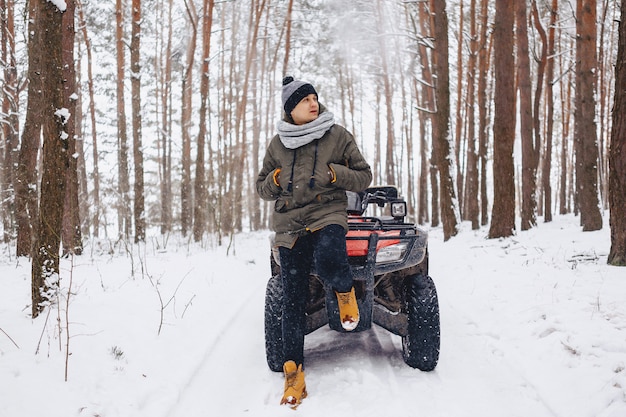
[277,111,335,149]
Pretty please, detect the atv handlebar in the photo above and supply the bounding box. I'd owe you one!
[347,186,407,220]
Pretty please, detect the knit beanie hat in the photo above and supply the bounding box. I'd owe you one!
[282,76,317,116]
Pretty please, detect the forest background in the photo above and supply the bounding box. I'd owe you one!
[1,0,625,316]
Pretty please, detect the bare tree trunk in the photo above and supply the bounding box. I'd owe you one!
[419,111,430,226]
[376,0,396,186]
[597,0,613,209]
[489,0,516,239]
[130,0,145,242]
[192,0,215,242]
[76,0,100,236]
[559,39,574,215]
[465,0,479,230]
[159,0,173,234]
[432,0,460,241]
[409,0,432,225]
[259,7,279,230]
[250,6,273,231]
[213,4,235,240]
[454,1,465,217]
[398,26,414,218]
[230,0,266,233]
[116,0,131,240]
[282,0,294,75]
[575,0,603,231]
[16,0,43,257]
[346,64,357,140]
[478,0,490,226]
[531,1,546,221]
[1,0,7,239]
[419,2,439,228]
[373,86,382,185]
[180,0,197,237]
[73,62,89,237]
[430,159,440,228]
[31,0,67,318]
[403,93,415,217]
[338,67,347,132]
[535,0,555,222]
[607,0,626,266]
[1,0,19,242]
[517,0,538,231]
[61,0,82,255]
[249,52,262,230]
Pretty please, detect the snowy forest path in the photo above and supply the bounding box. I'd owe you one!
[1,223,624,417]
[161,237,569,417]
[163,273,271,416]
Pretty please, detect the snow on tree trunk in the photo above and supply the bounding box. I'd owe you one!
[432,0,460,241]
[31,0,67,318]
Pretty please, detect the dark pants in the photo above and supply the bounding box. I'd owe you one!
[278,224,353,366]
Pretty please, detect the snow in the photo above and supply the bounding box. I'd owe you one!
[47,0,67,13]
[1,214,625,417]
[55,107,70,123]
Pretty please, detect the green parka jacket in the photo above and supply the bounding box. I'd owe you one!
[256,113,372,248]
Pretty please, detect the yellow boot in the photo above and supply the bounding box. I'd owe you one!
[336,287,360,331]
[280,360,307,409]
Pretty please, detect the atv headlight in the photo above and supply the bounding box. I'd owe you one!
[391,202,407,218]
[376,242,408,263]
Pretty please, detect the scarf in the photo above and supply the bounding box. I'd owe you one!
[277,111,335,149]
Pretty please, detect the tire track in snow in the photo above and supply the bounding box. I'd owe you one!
[163,277,271,417]
[287,324,432,415]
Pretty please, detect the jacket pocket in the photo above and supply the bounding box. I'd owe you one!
[315,189,347,204]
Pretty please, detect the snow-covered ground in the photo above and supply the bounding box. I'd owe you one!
[1,214,625,417]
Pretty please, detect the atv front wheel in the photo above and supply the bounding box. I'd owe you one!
[264,274,285,372]
[402,274,440,371]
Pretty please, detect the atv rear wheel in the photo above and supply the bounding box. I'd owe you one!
[402,274,440,371]
[264,274,284,372]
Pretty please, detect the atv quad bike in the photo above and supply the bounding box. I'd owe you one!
[264,186,440,372]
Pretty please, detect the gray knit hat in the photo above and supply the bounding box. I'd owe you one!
[282,76,317,116]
